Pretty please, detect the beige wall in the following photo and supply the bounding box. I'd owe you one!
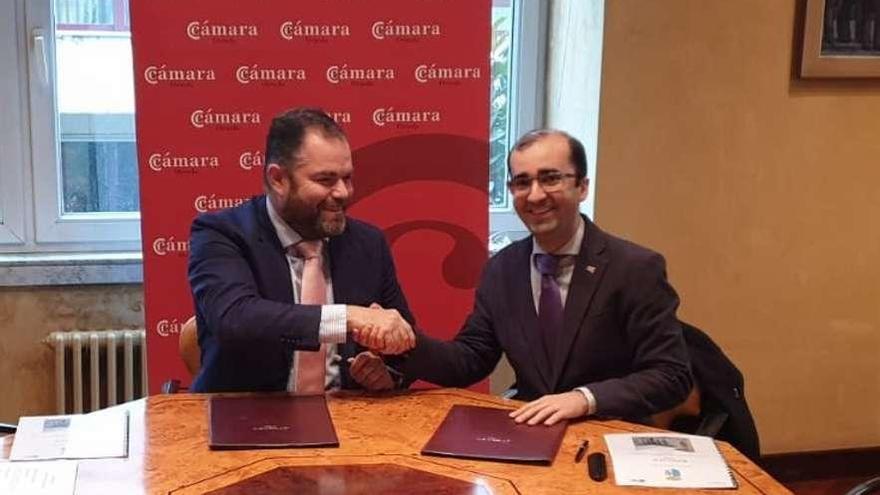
[0,285,143,423]
[597,0,880,453]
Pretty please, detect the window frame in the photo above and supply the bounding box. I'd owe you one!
[54,0,130,32]
[0,0,30,247]
[489,0,550,239]
[0,0,142,255]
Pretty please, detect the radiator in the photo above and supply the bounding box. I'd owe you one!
[46,330,148,415]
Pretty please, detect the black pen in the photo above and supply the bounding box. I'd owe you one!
[574,439,589,463]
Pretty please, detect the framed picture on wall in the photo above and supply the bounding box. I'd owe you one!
[801,0,880,77]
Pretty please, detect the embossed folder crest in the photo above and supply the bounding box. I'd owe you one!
[421,405,567,464]
[209,395,339,450]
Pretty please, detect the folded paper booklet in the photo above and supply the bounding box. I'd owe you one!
[421,405,567,464]
[604,433,737,489]
[209,395,339,450]
[9,409,129,461]
[0,460,78,495]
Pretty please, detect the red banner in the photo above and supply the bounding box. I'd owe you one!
[132,1,490,393]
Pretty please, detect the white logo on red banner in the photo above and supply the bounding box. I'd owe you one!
[414,64,481,84]
[194,194,248,213]
[144,65,216,85]
[372,107,441,127]
[280,20,351,41]
[149,152,220,172]
[134,0,490,395]
[186,21,259,41]
[371,20,442,40]
[235,65,307,85]
[156,318,184,337]
[239,151,264,170]
[326,64,395,85]
[190,109,261,129]
[327,111,352,124]
[152,236,190,256]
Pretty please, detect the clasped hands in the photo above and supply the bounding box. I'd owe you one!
[346,303,413,391]
[346,303,415,355]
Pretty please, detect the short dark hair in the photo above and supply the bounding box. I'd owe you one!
[264,107,347,187]
[506,129,587,181]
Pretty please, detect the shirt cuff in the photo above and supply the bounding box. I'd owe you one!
[575,386,597,416]
[318,304,347,344]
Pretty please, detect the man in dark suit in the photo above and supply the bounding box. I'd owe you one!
[188,108,415,393]
[401,129,693,425]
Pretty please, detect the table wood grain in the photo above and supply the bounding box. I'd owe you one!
[5,389,791,494]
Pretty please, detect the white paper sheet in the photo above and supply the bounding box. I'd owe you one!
[605,432,736,489]
[0,460,77,495]
[9,409,128,461]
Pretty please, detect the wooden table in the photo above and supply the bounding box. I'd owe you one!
[4,389,790,494]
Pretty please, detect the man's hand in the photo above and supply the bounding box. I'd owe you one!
[347,305,415,355]
[509,392,589,426]
[347,351,394,391]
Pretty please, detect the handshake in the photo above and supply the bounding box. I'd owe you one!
[346,303,415,355]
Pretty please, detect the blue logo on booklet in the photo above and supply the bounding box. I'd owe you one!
[665,468,682,481]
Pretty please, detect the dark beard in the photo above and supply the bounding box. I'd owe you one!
[284,204,346,239]
[316,212,346,237]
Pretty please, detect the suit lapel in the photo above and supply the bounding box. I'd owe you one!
[254,196,295,302]
[509,239,553,391]
[550,219,608,388]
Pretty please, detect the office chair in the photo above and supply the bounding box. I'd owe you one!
[160,316,200,393]
[650,384,702,431]
[846,477,880,495]
[668,321,761,461]
[178,316,200,377]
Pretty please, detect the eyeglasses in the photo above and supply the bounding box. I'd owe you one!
[507,171,579,195]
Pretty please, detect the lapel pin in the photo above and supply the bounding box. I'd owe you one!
[586,265,596,274]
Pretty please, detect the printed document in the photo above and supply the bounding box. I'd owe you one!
[605,433,736,489]
[0,460,77,495]
[9,409,128,461]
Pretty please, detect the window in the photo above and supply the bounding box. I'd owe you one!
[489,0,548,250]
[56,0,130,32]
[1,0,140,256]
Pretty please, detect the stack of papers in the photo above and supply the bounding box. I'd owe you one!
[605,433,736,489]
[9,409,129,461]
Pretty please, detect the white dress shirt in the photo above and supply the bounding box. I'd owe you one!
[266,197,347,390]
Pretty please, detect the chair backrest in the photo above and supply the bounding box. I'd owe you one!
[846,477,880,495]
[679,321,761,461]
[179,316,201,377]
[650,384,702,430]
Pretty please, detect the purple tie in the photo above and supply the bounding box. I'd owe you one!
[535,254,564,360]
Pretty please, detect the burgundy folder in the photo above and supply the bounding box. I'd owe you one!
[421,405,567,464]
[208,395,339,450]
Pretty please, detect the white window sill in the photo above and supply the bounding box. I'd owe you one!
[0,252,143,286]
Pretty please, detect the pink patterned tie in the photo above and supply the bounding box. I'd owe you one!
[292,240,327,395]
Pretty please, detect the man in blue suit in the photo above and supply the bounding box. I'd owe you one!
[188,108,415,393]
[401,130,693,425]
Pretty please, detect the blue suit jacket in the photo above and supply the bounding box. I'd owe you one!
[403,218,692,420]
[188,196,414,393]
